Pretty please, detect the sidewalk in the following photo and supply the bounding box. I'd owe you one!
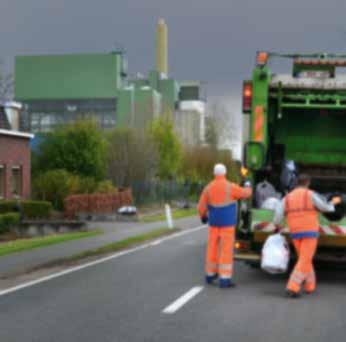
[0,216,200,278]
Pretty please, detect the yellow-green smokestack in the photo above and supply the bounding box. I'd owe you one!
[156,18,168,76]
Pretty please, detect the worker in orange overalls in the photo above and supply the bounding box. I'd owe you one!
[273,173,341,298]
[198,163,252,288]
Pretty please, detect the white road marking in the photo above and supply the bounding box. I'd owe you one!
[162,286,204,314]
[0,225,207,298]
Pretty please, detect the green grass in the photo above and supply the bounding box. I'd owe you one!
[0,230,102,257]
[141,208,197,223]
[70,227,179,261]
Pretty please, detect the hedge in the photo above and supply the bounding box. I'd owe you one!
[0,201,52,219]
[0,213,20,234]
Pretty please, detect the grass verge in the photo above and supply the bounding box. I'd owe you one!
[141,208,197,223]
[68,227,179,262]
[0,230,102,257]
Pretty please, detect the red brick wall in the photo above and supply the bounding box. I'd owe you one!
[0,134,31,199]
[64,189,133,218]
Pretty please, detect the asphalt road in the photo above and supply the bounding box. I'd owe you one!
[0,216,201,277]
[1,225,346,342]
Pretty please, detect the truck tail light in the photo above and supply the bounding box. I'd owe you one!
[235,240,250,251]
[256,51,269,66]
[243,81,252,113]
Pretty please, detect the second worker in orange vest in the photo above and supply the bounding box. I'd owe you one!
[273,174,341,298]
[198,163,252,288]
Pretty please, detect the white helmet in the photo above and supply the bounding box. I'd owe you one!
[214,163,227,176]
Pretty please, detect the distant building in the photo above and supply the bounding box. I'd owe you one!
[15,51,127,132]
[14,19,206,145]
[0,102,33,199]
[175,82,206,146]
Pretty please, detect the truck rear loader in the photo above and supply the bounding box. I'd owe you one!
[236,52,346,266]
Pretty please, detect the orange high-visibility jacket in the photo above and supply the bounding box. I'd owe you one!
[285,188,319,239]
[198,176,252,227]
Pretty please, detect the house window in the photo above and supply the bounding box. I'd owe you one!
[11,166,22,198]
[0,165,4,199]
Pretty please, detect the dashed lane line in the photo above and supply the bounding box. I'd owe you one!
[162,286,204,314]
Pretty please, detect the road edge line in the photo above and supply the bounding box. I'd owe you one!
[0,225,206,298]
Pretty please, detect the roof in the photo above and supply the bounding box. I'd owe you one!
[0,129,34,139]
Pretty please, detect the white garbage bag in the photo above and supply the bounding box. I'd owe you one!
[261,234,290,274]
[261,197,281,211]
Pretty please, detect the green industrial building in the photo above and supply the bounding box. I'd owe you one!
[15,19,206,145]
[15,52,128,132]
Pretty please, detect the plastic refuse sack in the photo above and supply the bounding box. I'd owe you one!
[261,197,281,211]
[280,160,298,193]
[255,181,279,208]
[261,234,290,274]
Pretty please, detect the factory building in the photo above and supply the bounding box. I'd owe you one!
[14,19,206,146]
[16,52,127,132]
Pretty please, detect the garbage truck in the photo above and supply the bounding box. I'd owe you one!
[236,52,346,266]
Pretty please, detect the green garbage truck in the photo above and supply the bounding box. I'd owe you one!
[236,52,346,265]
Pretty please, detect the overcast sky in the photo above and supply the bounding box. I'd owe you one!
[2,0,346,95]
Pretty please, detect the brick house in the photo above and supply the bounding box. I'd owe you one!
[0,103,33,200]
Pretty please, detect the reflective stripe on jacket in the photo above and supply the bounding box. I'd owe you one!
[285,188,319,239]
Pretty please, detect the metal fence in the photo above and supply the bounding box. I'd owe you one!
[131,180,205,205]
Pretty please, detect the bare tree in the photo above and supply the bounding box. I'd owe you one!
[107,127,158,187]
[0,62,14,102]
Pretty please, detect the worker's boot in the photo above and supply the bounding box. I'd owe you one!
[285,289,301,298]
[219,278,236,288]
[205,274,218,285]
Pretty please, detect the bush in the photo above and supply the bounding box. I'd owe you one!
[32,120,107,180]
[22,201,52,219]
[33,169,117,210]
[95,180,117,194]
[0,201,52,219]
[33,169,76,210]
[0,213,20,234]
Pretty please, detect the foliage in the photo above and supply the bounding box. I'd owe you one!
[205,116,218,149]
[33,170,78,210]
[32,120,107,180]
[0,201,52,219]
[33,169,117,210]
[107,127,158,187]
[95,180,117,194]
[0,213,20,234]
[148,114,182,180]
[180,146,240,184]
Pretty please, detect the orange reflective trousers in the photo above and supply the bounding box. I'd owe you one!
[287,238,318,293]
[205,226,235,280]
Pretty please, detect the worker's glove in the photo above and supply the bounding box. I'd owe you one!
[244,180,251,188]
[274,224,284,234]
[201,216,208,224]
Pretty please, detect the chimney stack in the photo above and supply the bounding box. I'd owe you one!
[156,18,168,76]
